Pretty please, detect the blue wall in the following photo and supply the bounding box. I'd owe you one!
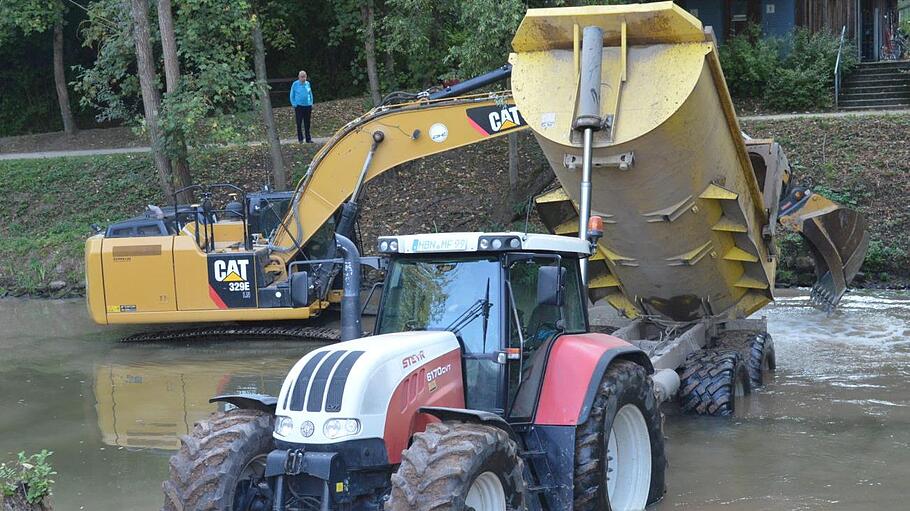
[685,0,727,43]
[760,0,796,38]
[683,0,797,44]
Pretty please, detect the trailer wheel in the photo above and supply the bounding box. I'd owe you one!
[387,422,527,511]
[574,360,666,511]
[678,350,751,416]
[746,333,776,387]
[162,409,274,511]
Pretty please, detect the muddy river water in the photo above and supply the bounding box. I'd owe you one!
[1,290,908,510]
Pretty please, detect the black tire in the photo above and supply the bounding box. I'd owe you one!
[387,422,527,511]
[678,350,751,416]
[574,360,667,510]
[746,333,776,387]
[162,409,274,511]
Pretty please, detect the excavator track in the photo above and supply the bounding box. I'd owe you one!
[120,325,341,343]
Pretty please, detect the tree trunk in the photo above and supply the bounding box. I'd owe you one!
[157,0,193,203]
[52,22,77,137]
[252,21,287,190]
[130,0,175,200]
[361,0,382,106]
[508,132,519,204]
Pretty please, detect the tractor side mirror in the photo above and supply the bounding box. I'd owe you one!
[290,271,310,307]
[536,266,565,307]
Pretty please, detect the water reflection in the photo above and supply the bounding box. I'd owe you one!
[93,352,304,450]
[2,291,909,510]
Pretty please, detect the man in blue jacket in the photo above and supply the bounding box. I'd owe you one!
[290,70,314,143]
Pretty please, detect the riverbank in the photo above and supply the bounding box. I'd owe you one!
[1,105,908,298]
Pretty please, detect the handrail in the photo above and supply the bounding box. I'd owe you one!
[834,25,847,109]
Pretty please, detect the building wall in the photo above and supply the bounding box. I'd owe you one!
[761,0,798,37]
[685,0,729,42]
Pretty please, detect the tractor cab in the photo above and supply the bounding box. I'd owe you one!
[373,232,593,417]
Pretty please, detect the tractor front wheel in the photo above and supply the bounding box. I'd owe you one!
[575,360,667,510]
[387,422,527,511]
[162,409,274,511]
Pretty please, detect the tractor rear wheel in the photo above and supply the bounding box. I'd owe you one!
[678,350,751,416]
[162,409,274,511]
[387,422,527,511]
[574,360,666,511]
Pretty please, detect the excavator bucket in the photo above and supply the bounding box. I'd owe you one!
[779,190,870,312]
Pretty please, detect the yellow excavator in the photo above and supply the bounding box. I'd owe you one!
[85,1,868,340]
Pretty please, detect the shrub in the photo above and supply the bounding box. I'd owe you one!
[0,451,56,505]
[722,25,858,111]
[863,240,907,275]
[764,67,830,110]
[720,24,782,98]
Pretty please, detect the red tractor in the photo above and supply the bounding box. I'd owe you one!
[162,230,676,510]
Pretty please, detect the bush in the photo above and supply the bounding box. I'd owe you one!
[722,25,858,111]
[0,451,55,506]
[764,67,829,110]
[720,24,782,98]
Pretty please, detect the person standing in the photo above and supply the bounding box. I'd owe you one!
[290,70,314,143]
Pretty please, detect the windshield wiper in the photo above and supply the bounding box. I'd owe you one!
[444,278,492,341]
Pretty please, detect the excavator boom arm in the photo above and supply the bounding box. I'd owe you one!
[269,92,529,266]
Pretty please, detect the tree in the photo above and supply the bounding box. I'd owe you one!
[250,0,296,189]
[361,0,382,105]
[157,0,193,201]
[251,16,287,189]
[77,0,262,198]
[0,1,78,136]
[330,0,390,105]
[129,0,175,199]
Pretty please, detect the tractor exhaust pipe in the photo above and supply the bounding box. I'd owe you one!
[574,26,604,285]
[335,234,362,341]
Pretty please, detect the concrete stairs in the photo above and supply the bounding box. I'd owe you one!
[839,61,910,110]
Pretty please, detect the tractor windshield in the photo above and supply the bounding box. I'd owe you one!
[377,255,504,411]
[376,256,502,354]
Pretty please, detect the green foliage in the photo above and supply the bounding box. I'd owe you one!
[0,451,56,504]
[73,0,142,124]
[0,0,64,37]
[765,28,857,110]
[720,24,782,98]
[812,184,858,207]
[863,240,907,274]
[722,25,859,111]
[75,0,263,159]
[0,143,320,295]
[445,0,524,77]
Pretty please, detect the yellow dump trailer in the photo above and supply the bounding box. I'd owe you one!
[513,2,867,321]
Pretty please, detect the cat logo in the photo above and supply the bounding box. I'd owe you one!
[488,106,521,132]
[213,259,249,283]
[466,104,525,137]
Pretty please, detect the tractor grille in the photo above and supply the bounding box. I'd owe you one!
[286,349,365,412]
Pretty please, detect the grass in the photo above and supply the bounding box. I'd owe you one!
[1,108,908,297]
[0,143,320,296]
[741,113,910,287]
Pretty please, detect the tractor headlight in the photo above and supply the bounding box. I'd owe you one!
[324,418,361,440]
[389,240,398,252]
[379,240,389,252]
[275,416,294,437]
